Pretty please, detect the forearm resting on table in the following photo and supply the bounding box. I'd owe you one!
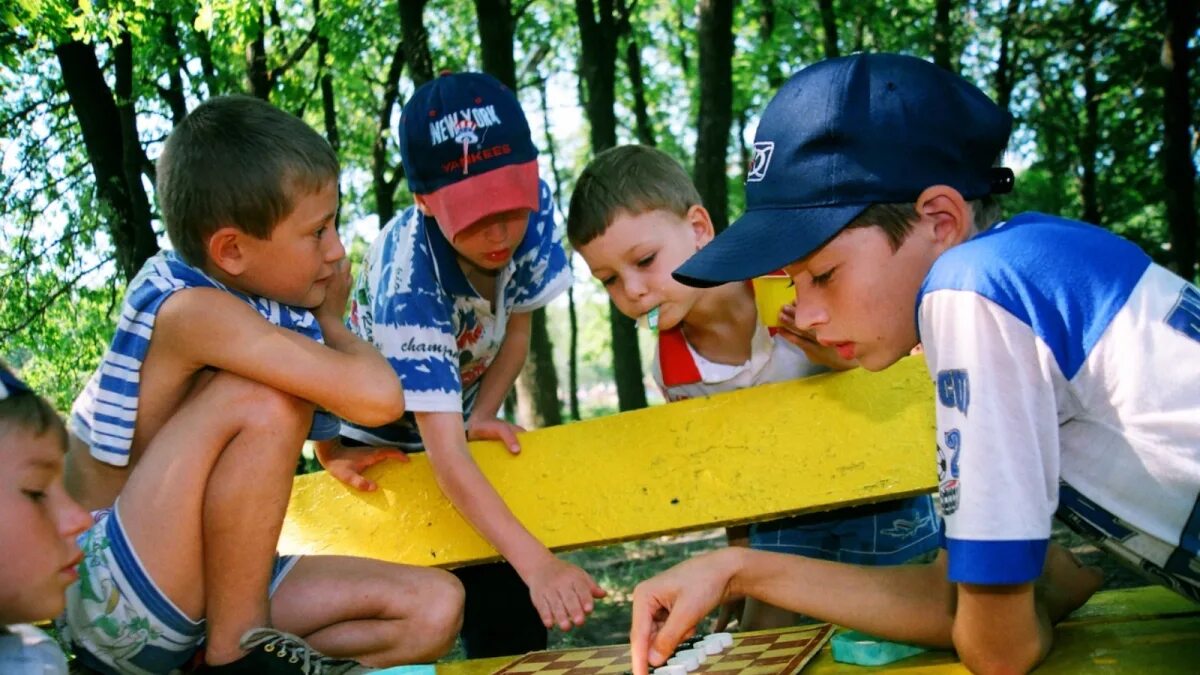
[416,411,552,573]
[728,547,958,647]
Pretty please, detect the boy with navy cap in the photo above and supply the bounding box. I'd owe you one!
[315,72,604,658]
[630,53,1199,674]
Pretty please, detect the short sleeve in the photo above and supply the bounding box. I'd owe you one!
[509,181,571,312]
[348,209,463,414]
[920,289,1062,585]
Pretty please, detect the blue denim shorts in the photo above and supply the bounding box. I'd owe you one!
[750,494,940,565]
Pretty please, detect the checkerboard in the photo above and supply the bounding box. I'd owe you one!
[492,623,834,674]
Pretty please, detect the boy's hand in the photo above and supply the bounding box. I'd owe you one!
[777,303,857,371]
[630,549,739,675]
[313,257,353,329]
[314,438,409,492]
[465,416,526,454]
[525,557,607,631]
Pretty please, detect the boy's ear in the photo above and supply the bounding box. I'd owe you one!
[914,186,972,250]
[413,194,432,215]
[206,226,250,276]
[686,205,716,249]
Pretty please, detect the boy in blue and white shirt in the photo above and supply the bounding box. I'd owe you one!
[629,54,1198,675]
[316,72,604,658]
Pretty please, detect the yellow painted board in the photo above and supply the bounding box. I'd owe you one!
[436,587,1200,674]
[281,356,937,567]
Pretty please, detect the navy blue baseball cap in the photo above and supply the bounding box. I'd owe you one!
[0,365,31,400]
[674,53,1014,288]
[399,72,540,239]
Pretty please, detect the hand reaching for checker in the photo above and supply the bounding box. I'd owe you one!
[629,549,739,674]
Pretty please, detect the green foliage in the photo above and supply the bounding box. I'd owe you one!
[0,0,1195,414]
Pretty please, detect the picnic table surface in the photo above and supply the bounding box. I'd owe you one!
[436,586,1199,674]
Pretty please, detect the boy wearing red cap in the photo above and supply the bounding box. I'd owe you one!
[316,72,603,658]
[630,53,1199,674]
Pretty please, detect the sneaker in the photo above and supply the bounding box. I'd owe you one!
[198,628,374,674]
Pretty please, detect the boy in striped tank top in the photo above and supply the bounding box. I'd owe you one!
[60,96,463,675]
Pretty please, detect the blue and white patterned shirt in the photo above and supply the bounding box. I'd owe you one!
[341,180,569,448]
[70,252,336,466]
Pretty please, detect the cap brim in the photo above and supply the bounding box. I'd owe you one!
[672,204,869,287]
[421,161,539,240]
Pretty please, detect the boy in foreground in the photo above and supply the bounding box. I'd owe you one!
[630,53,1198,675]
[569,144,939,631]
[61,96,463,674]
[0,366,91,674]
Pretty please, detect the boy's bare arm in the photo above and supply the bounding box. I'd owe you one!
[630,543,1102,675]
[630,547,956,674]
[416,411,605,630]
[154,287,403,426]
[464,312,531,451]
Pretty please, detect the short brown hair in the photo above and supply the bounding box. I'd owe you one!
[846,195,1003,250]
[568,145,702,248]
[0,386,67,450]
[156,95,339,267]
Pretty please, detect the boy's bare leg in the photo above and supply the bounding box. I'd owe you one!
[270,555,465,665]
[115,372,310,664]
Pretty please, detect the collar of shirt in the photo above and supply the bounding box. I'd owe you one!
[424,212,482,299]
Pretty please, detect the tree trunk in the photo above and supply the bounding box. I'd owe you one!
[933,0,954,72]
[158,13,189,125]
[994,0,1021,112]
[55,35,158,282]
[315,0,339,152]
[816,0,839,59]
[476,0,564,428]
[247,8,270,99]
[475,0,517,86]
[694,0,735,233]
[577,0,647,412]
[625,35,656,147]
[1162,0,1198,281]
[759,0,784,88]
[400,0,434,87]
[373,41,405,225]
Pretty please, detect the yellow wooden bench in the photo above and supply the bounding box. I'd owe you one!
[281,355,937,566]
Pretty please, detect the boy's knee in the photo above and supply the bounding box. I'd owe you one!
[412,570,465,658]
[209,372,312,433]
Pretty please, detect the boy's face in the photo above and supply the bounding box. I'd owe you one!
[577,208,712,331]
[783,222,942,371]
[234,180,344,308]
[450,208,531,272]
[0,425,89,624]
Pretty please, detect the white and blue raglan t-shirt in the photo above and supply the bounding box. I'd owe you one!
[70,252,338,466]
[919,213,1200,595]
[340,180,569,448]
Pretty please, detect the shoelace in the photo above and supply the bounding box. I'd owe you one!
[241,630,320,674]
